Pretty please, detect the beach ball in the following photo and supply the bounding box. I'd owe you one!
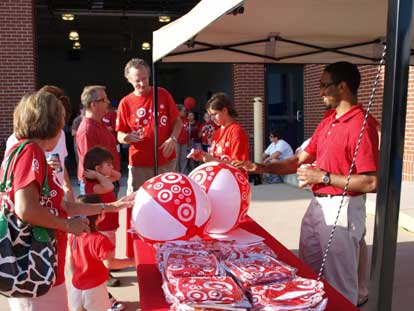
[189,162,251,234]
[184,96,196,111]
[132,172,211,243]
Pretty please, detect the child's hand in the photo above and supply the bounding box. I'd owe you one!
[83,169,98,180]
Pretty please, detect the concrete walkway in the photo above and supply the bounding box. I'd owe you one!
[0,181,413,311]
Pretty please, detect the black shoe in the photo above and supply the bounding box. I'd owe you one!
[106,275,120,287]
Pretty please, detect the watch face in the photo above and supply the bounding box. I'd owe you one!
[323,174,330,185]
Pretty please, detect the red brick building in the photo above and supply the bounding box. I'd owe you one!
[1,0,413,181]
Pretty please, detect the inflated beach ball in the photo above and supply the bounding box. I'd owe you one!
[132,172,211,243]
[189,162,251,234]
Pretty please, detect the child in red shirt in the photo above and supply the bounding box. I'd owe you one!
[68,194,134,311]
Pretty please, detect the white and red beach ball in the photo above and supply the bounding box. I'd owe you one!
[189,162,251,234]
[132,173,212,242]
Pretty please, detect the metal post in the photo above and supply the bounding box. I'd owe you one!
[152,61,159,176]
[369,0,412,310]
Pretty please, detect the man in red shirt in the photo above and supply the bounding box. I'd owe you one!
[235,62,379,306]
[76,85,120,196]
[116,58,182,257]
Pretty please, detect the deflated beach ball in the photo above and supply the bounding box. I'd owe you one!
[189,162,251,234]
[132,172,212,242]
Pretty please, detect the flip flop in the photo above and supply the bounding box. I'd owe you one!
[357,295,369,307]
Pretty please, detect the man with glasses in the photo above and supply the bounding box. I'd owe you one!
[234,62,379,305]
[76,85,120,196]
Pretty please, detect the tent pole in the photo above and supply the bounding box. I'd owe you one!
[369,0,412,310]
[152,61,159,176]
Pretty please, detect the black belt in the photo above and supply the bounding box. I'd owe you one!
[313,193,343,198]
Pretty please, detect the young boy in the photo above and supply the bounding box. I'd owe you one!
[69,194,135,311]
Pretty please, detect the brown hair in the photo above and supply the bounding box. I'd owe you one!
[76,194,102,232]
[39,85,72,123]
[84,146,114,172]
[14,91,65,140]
[81,85,106,109]
[206,92,238,118]
[124,58,151,79]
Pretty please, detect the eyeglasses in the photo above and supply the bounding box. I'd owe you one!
[93,98,108,103]
[319,82,337,89]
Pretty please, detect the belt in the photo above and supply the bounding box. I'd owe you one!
[313,193,343,198]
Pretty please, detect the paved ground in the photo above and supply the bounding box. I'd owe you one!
[1,181,413,311]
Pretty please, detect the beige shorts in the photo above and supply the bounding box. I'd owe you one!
[127,160,176,194]
[69,282,110,311]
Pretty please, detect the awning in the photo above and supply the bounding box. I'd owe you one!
[153,0,412,64]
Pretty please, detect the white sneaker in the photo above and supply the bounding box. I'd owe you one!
[108,301,126,311]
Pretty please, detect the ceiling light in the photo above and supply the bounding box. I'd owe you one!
[69,31,79,41]
[73,42,81,50]
[61,13,75,21]
[158,15,171,23]
[141,42,151,50]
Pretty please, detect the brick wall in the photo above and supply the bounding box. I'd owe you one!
[403,68,414,181]
[232,64,265,159]
[0,0,36,161]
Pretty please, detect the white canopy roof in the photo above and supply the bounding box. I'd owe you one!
[153,0,411,64]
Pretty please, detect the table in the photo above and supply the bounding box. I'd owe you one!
[134,217,360,311]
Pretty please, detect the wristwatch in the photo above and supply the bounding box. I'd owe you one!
[322,171,331,185]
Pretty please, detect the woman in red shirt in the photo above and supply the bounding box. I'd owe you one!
[2,90,133,311]
[187,92,249,163]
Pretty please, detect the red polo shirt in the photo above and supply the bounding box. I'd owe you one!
[209,122,249,162]
[116,87,179,167]
[305,104,379,196]
[76,117,120,182]
[177,116,189,144]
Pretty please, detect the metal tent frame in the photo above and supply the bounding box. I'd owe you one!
[151,1,413,309]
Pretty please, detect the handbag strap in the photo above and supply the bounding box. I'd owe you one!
[0,140,50,196]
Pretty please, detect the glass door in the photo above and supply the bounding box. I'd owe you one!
[265,64,304,150]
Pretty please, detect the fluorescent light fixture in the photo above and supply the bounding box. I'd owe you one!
[73,41,81,49]
[61,13,75,21]
[69,31,79,41]
[158,15,171,23]
[141,42,151,50]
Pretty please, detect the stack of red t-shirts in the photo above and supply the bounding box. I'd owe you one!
[163,276,251,310]
[224,255,296,287]
[163,251,225,283]
[225,242,277,260]
[249,277,328,311]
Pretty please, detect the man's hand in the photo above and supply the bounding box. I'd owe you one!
[126,131,142,143]
[160,137,176,158]
[232,161,265,174]
[296,166,323,188]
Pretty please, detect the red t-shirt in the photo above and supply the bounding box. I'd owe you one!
[189,120,201,144]
[76,117,120,182]
[209,122,249,162]
[116,87,179,166]
[199,121,218,145]
[305,104,379,196]
[85,180,119,231]
[69,232,114,290]
[102,111,117,138]
[0,141,67,285]
[177,116,189,144]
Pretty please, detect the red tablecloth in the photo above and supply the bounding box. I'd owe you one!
[134,217,359,311]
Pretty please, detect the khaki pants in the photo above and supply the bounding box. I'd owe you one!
[299,195,365,305]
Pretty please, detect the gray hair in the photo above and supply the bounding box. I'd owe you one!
[124,58,151,79]
[81,85,106,108]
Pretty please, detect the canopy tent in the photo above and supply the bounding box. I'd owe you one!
[154,0,413,64]
[151,1,413,310]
